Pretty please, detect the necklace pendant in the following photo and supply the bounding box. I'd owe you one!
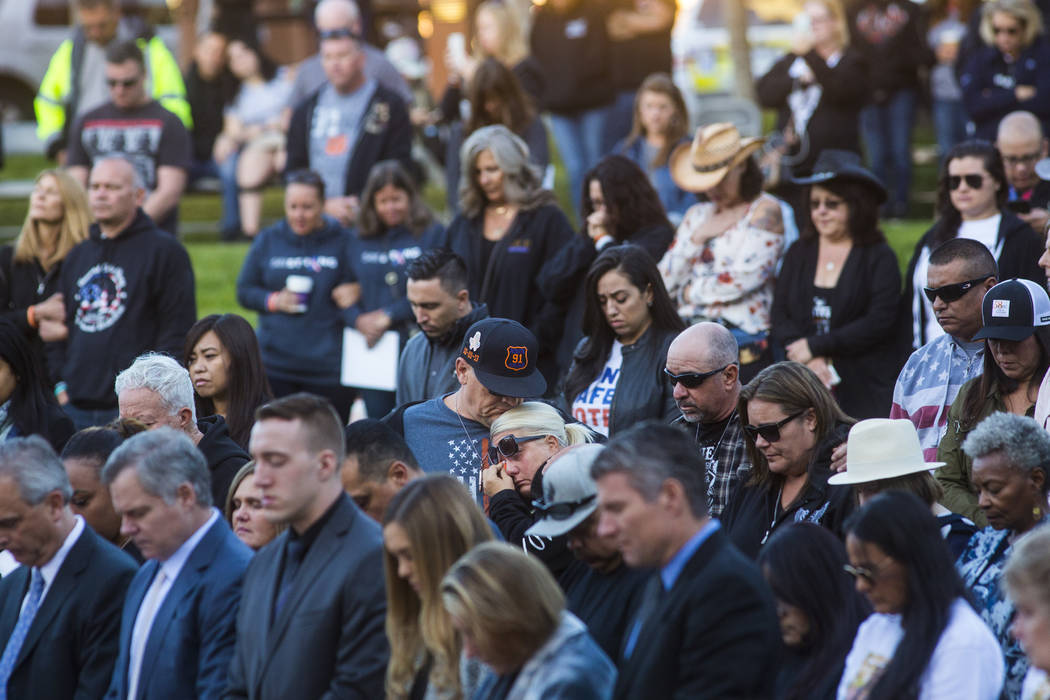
[825,261,835,271]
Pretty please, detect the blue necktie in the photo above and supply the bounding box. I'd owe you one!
[0,568,44,698]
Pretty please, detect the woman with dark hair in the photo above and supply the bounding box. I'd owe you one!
[615,73,693,224]
[839,491,1004,699]
[759,523,869,700]
[539,154,675,371]
[183,313,273,451]
[445,125,573,378]
[346,160,443,418]
[722,361,855,559]
[445,58,550,213]
[561,246,684,437]
[937,279,1050,526]
[772,150,901,420]
[0,317,73,450]
[955,412,1050,697]
[659,123,785,383]
[236,169,360,423]
[903,140,1043,351]
[61,418,147,562]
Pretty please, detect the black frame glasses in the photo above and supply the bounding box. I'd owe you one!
[922,276,992,303]
[809,197,844,211]
[743,410,805,443]
[664,364,730,389]
[487,434,546,464]
[531,493,597,520]
[948,174,985,190]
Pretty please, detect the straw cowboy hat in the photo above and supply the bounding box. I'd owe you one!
[669,122,765,192]
[827,418,945,486]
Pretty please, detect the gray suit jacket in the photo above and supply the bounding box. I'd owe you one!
[224,492,388,699]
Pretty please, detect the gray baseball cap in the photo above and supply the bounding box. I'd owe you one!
[525,444,605,538]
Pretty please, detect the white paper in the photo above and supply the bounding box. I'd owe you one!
[341,329,399,391]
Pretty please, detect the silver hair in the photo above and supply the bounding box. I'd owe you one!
[457,125,551,218]
[92,155,146,190]
[115,353,197,422]
[102,427,213,507]
[0,436,72,504]
[314,0,360,26]
[962,413,1050,479]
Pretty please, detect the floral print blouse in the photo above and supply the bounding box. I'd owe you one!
[658,193,784,335]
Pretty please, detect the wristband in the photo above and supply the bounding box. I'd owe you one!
[54,381,67,397]
[26,305,37,328]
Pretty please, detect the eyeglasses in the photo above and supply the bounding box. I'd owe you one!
[993,24,1020,35]
[809,197,844,211]
[743,410,805,443]
[1003,152,1042,166]
[318,28,362,41]
[948,174,985,190]
[106,77,140,89]
[487,434,546,464]
[531,493,597,520]
[923,276,992,303]
[664,365,730,389]
[843,556,897,584]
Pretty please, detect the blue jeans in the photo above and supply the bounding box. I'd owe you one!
[932,98,968,164]
[190,156,242,234]
[861,89,916,215]
[62,404,118,432]
[549,106,609,213]
[604,90,637,154]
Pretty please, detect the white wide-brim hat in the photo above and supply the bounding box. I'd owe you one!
[828,418,945,486]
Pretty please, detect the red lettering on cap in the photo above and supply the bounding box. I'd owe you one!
[505,347,528,371]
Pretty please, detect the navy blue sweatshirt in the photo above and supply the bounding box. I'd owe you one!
[236,216,357,384]
[58,209,196,408]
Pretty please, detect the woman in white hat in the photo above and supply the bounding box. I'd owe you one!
[828,418,977,558]
[658,123,786,383]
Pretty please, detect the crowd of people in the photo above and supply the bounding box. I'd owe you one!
[7,0,1050,698]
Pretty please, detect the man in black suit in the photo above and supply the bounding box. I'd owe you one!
[0,435,137,699]
[592,422,780,699]
[226,393,388,699]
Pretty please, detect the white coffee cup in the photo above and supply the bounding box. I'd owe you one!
[286,275,313,313]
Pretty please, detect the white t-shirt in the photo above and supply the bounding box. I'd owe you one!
[913,213,1002,345]
[837,599,1004,700]
[1023,667,1050,700]
[572,341,623,437]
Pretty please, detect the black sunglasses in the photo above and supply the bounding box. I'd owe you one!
[532,493,597,520]
[948,174,984,190]
[106,77,139,88]
[923,276,992,303]
[318,28,362,41]
[743,410,805,443]
[809,197,844,210]
[487,434,545,464]
[664,365,730,389]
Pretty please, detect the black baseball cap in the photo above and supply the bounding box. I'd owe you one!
[459,318,546,398]
[973,279,1050,342]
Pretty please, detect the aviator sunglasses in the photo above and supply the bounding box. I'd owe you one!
[487,434,545,464]
[948,174,985,190]
[743,410,805,443]
[922,276,992,303]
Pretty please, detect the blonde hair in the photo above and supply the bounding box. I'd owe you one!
[16,170,90,269]
[980,0,1044,48]
[1003,526,1050,611]
[489,401,596,447]
[474,0,529,67]
[441,542,564,672]
[383,476,493,699]
[805,0,850,48]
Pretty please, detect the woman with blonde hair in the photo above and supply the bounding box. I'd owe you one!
[441,542,615,699]
[383,475,494,699]
[961,0,1050,140]
[224,461,285,551]
[0,169,90,387]
[484,401,596,582]
[447,0,541,101]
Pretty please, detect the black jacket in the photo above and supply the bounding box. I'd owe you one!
[197,415,249,507]
[900,210,1045,353]
[562,325,679,437]
[57,209,196,409]
[755,48,868,176]
[722,424,855,560]
[847,1,928,103]
[960,40,1050,141]
[487,488,578,583]
[286,82,412,197]
[529,3,615,114]
[0,245,65,383]
[612,528,779,699]
[27,402,75,454]
[538,226,675,374]
[772,238,901,420]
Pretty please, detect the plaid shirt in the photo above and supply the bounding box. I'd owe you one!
[674,411,751,517]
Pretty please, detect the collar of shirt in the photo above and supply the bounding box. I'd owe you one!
[158,509,219,583]
[38,515,85,597]
[660,519,720,592]
[289,492,344,551]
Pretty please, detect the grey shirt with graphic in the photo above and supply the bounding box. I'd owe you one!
[308,80,376,198]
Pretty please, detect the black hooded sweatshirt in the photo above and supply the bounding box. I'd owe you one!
[197,415,249,507]
[57,209,196,408]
